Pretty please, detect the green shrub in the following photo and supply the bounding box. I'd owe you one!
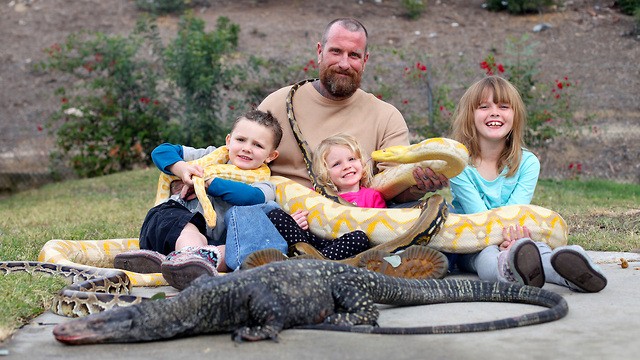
[486,0,555,14]
[133,0,188,14]
[477,34,586,147]
[400,0,427,20]
[40,15,265,177]
[40,31,170,177]
[160,15,242,147]
[615,0,640,15]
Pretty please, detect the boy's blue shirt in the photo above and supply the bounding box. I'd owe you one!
[450,150,540,214]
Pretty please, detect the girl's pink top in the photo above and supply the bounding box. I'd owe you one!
[339,187,387,208]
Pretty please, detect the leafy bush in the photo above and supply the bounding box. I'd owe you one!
[615,0,640,15]
[400,0,427,20]
[160,15,242,147]
[40,31,170,177]
[133,0,187,14]
[486,0,555,14]
[41,15,267,177]
[477,34,586,147]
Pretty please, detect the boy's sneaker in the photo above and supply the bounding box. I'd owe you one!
[113,249,165,274]
[551,245,608,293]
[497,239,545,287]
[161,246,219,290]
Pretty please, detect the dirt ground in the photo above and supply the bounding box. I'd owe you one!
[1,0,639,191]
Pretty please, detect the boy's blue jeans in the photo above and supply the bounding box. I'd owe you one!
[223,201,288,270]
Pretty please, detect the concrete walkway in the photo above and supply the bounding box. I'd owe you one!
[3,251,640,360]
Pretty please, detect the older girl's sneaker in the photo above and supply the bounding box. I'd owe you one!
[551,245,607,292]
[497,239,545,287]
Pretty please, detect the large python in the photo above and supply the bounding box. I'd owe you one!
[0,260,146,318]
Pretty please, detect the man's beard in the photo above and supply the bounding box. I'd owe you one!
[319,65,362,98]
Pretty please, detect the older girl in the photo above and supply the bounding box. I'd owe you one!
[449,76,606,293]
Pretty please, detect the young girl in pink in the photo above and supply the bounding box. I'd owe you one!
[266,133,385,259]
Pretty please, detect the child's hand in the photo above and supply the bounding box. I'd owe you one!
[291,209,309,230]
[168,161,204,187]
[499,225,532,251]
[179,164,204,186]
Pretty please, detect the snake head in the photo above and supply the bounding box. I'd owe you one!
[371,145,409,163]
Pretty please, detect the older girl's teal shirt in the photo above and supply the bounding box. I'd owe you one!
[450,150,540,214]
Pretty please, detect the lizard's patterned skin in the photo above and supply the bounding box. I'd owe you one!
[53,260,568,344]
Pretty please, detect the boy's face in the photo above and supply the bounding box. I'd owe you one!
[225,118,279,170]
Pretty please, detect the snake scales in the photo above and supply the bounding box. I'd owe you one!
[1,80,568,318]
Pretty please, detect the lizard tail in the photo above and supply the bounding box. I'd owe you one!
[298,279,568,334]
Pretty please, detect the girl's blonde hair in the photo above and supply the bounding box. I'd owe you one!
[450,76,527,178]
[312,133,374,193]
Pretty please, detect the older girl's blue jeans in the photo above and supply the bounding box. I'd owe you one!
[223,201,288,270]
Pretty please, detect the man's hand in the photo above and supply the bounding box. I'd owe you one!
[413,167,449,193]
[290,209,309,230]
[499,225,532,251]
[391,167,449,203]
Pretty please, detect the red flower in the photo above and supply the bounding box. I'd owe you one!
[83,61,95,72]
[229,105,234,109]
[498,64,505,73]
[377,94,382,99]
[62,98,67,103]
[577,164,582,171]
[37,125,43,131]
[403,100,408,104]
[557,82,563,89]
[569,163,574,169]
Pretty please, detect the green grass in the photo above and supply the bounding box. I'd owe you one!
[1,170,639,341]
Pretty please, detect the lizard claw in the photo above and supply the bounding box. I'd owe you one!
[231,325,281,342]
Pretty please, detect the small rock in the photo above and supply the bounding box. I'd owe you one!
[533,23,552,32]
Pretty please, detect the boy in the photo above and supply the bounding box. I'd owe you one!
[115,110,287,289]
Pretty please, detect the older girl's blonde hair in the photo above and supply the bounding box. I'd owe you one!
[450,76,527,178]
[312,133,374,193]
